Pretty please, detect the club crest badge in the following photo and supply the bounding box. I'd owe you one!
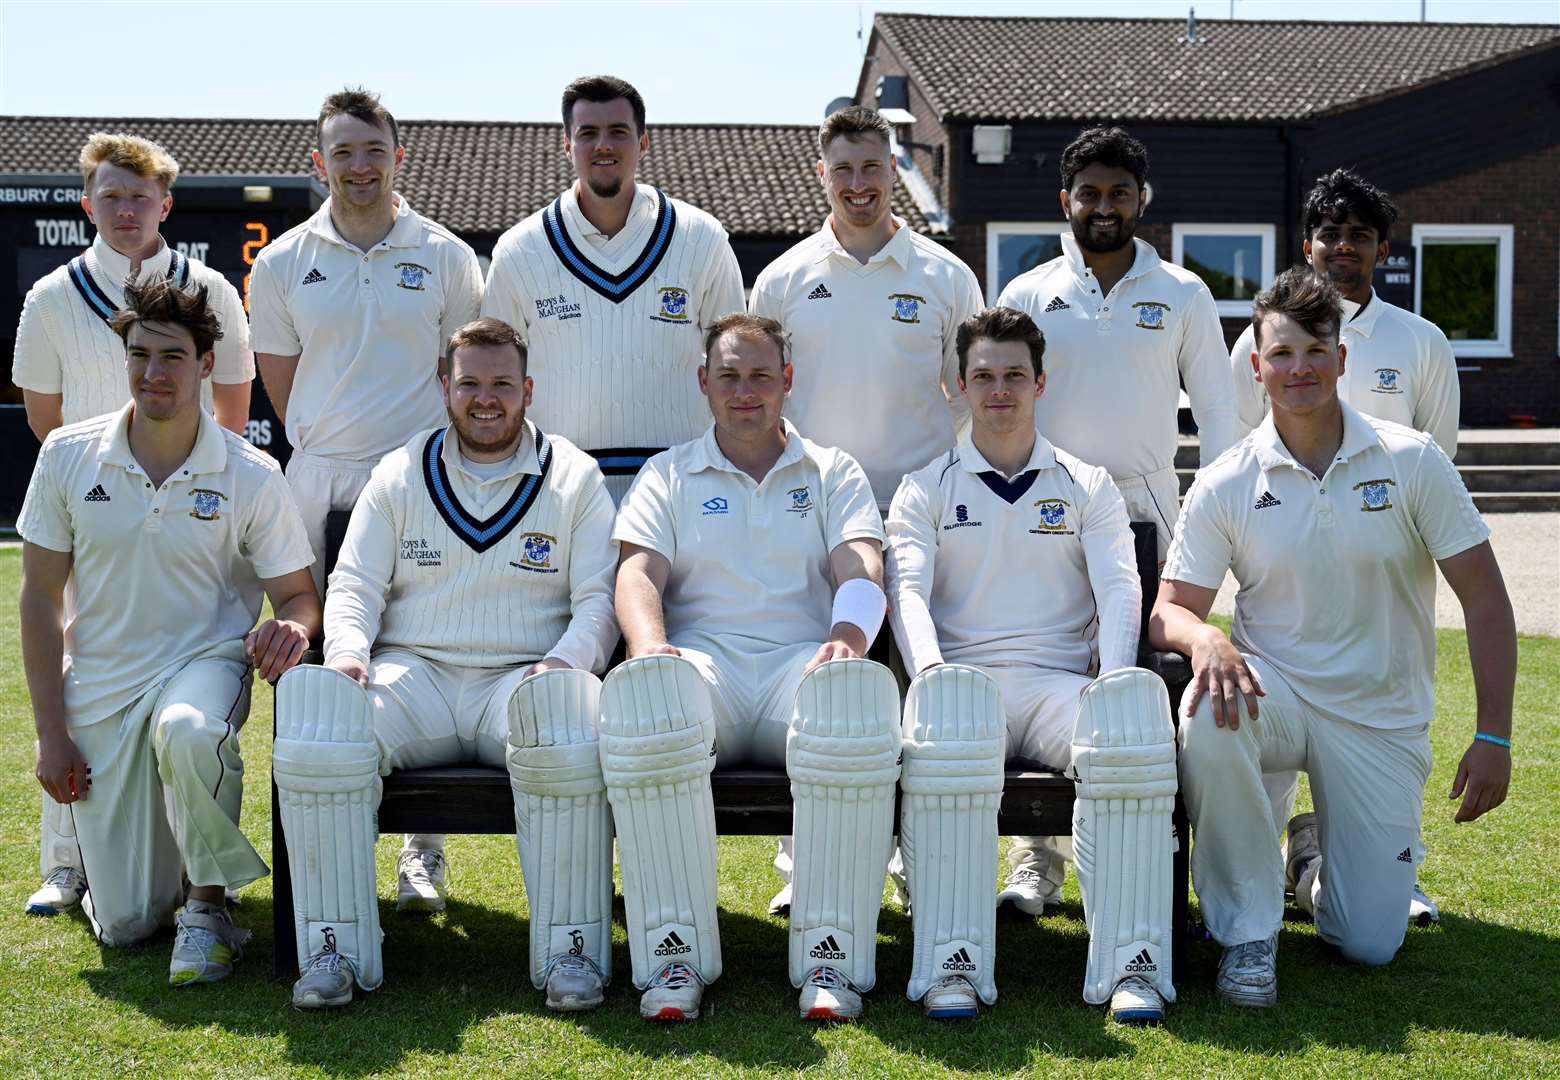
[889,293,926,324]
[787,486,814,515]
[511,532,559,572]
[189,488,226,521]
[653,286,690,323]
[1033,498,1072,533]
[1354,478,1396,512]
[1134,301,1170,330]
[1373,368,1402,394]
[395,262,430,291]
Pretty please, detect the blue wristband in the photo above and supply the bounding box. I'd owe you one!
[1474,732,1512,749]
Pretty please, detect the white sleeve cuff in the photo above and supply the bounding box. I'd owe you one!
[831,577,887,648]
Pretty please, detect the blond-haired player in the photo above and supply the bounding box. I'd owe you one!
[18,278,317,982]
[14,131,255,917]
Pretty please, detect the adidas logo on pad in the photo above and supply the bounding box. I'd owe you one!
[941,948,977,972]
[1397,848,1413,863]
[1124,949,1158,973]
[302,268,327,285]
[1044,296,1070,312]
[807,283,832,300]
[1254,492,1282,510]
[654,931,692,957]
[809,934,846,961]
[83,484,111,502]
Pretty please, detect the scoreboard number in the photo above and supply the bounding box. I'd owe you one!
[241,221,270,313]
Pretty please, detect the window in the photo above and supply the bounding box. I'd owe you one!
[1171,224,1275,317]
[1412,224,1513,358]
[985,222,1068,302]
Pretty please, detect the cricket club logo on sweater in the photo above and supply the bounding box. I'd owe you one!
[395,262,431,291]
[787,486,814,516]
[511,532,559,573]
[651,286,690,323]
[1030,498,1075,535]
[189,488,227,521]
[889,293,925,324]
[1133,301,1170,330]
[1355,478,1396,512]
[1373,368,1403,394]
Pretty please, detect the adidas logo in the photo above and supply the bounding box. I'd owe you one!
[806,283,832,300]
[301,268,327,285]
[941,947,977,972]
[654,930,693,957]
[808,934,846,961]
[1397,848,1413,864]
[83,484,111,502]
[1253,491,1282,510]
[1043,296,1070,312]
[1124,948,1157,973]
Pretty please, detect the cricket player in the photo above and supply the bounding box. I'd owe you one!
[13,132,255,916]
[1151,269,1515,1007]
[250,87,484,909]
[608,313,893,1022]
[274,318,619,1011]
[18,279,317,982]
[888,306,1174,1024]
[994,125,1238,916]
[482,74,745,505]
[1228,168,1462,925]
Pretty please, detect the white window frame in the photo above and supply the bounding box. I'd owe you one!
[1411,223,1514,359]
[1171,223,1276,317]
[985,221,1069,303]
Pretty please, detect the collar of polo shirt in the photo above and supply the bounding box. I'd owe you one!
[954,429,1059,477]
[96,400,229,477]
[1060,232,1160,284]
[1249,399,1380,474]
[310,193,421,250]
[686,417,808,477]
[92,232,175,285]
[1340,289,1386,338]
[814,214,912,269]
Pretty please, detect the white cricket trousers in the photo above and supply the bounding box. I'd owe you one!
[367,649,532,770]
[284,450,378,597]
[69,646,264,946]
[1114,465,1181,562]
[1178,653,1431,965]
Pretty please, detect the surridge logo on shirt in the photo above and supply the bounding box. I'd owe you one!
[943,503,982,530]
[400,537,443,567]
[1373,368,1403,394]
[510,532,559,573]
[1133,301,1170,330]
[535,293,582,321]
[1355,478,1396,512]
[1030,497,1074,535]
[786,486,814,516]
[189,488,227,521]
[889,293,926,324]
[395,262,431,291]
[651,286,690,323]
[701,496,729,516]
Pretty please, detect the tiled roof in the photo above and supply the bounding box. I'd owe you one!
[871,14,1560,122]
[0,117,931,236]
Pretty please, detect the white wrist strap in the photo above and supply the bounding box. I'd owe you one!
[831,578,887,648]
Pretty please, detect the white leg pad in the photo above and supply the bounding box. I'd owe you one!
[273,665,384,990]
[1071,667,1178,1005]
[900,664,1005,1005]
[787,658,901,990]
[507,668,612,990]
[599,655,721,988]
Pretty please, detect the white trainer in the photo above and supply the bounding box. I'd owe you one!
[799,965,863,1021]
[996,866,1058,917]
[292,941,356,1009]
[1109,974,1166,1025]
[922,974,978,1020]
[26,866,86,917]
[1283,812,1320,895]
[767,882,792,918]
[640,961,703,1021]
[545,953,605,1012]
[396,848,447,913]
[1217,933,1279,1008]
[1409,880,1441,926]
[169,905,251,986]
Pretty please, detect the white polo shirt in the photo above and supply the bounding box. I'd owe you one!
[1229,290,1460,456]
[887,432,1140,678]
[18,403,314,726]
[248,196,483,463]
[1164,404,1488,730]
[997,234,1238,478]
[13,234,254,424]
[613,420,884,653]
[750,218,983,508]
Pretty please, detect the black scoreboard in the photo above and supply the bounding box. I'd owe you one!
[0,173,317,522]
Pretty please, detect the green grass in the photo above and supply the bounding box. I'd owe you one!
[0,546,1556,1078]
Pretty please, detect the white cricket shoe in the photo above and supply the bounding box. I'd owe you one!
[396,847,447,913]
[545,953,605,1012]
[292,945,356,1009]
[996,866,1059,917]
[169,905,251,986]
[1409,880,1441,926]
[1283,812,1320,896]
[767,882,792,918]
[799,965,863,1021]
[26,866,86,916]
[1217,933,1279,1008]
[922,974,979,1020]
[1109,975,1165,1025]
[640,961,703,1021]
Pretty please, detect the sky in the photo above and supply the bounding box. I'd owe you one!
[2,0,1556,125]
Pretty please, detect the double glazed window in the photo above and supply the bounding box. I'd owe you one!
[1411,224,1513,358]
[1171,224,1275,317]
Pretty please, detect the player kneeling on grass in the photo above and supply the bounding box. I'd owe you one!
[1151,268,1516,1008]
[886,306,1175,1024]
[273,318,619,1011]
[18,278,318,983]
[608,313,894,1022]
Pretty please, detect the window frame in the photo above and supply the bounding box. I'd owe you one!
[1411,223,1514,359]
[985,221,1069,303]
[1170,223,1277,317]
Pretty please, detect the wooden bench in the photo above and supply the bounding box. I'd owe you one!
[272,518,1192,982]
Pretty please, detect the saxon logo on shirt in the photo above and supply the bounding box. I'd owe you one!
[652,286,690,323]
[1354,478,1396,512]
[1133,301,1170,330]
[889,293,926,324]
[511,531,559,573]
[1373,368,1403,394]
[786,486,814,516]
[395,262,431,291]
[1030,497,1074,535]
[701,496,729,516]
[189,488,227,521]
